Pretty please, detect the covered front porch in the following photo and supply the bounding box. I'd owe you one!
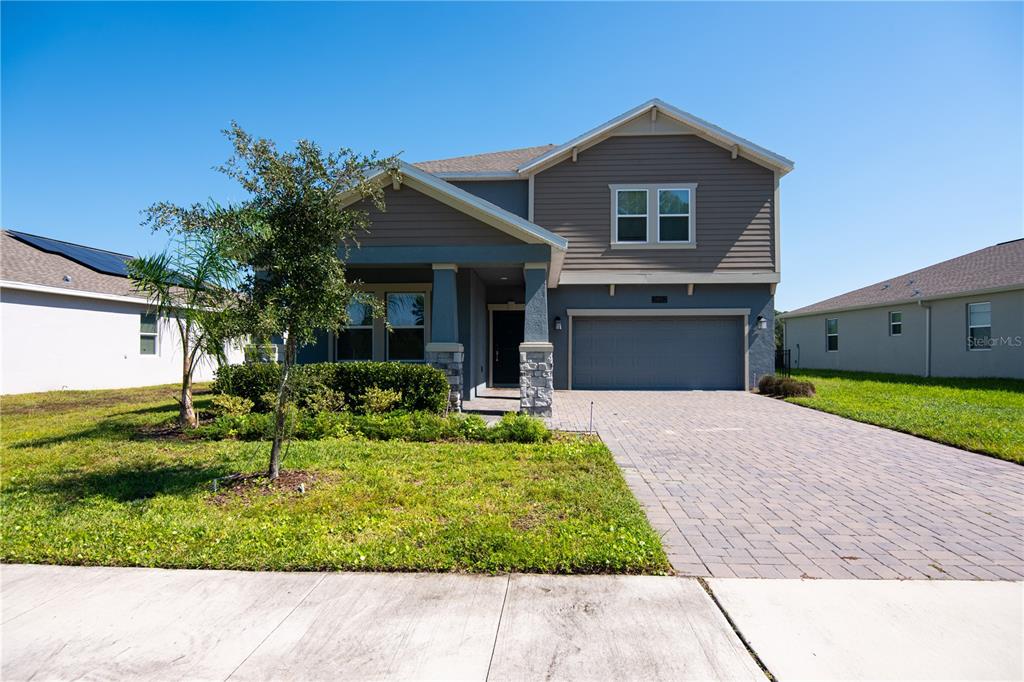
[335,246,555,416]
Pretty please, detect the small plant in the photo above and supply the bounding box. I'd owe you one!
[758,374,815,398]
[444,413,489,441]
[209,393,254,417]
[300,381,346,413]
[362,387,403,414]
[758,374,781,395]
[487,412,551,444]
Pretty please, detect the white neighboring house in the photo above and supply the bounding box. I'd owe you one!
[0,230,244,395]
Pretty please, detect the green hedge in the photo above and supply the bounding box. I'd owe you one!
[213,361,450,414]
[195,410,551,444]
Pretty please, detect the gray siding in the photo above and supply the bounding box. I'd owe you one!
[547,283,774,390]
[451,180,529,219]
[784,289,1024,379]
[356,185,521,246]
[533,135,776,272]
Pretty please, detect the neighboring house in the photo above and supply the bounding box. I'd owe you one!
[0,230,243,394]
[301,98,794,415]
[781,239,1024,379]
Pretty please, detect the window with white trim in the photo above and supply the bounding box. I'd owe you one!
[826,318,839,352]
[336,300,373,361]
[889,311,902,336]
[967,302,991,351]
[611,183,696,246]
[386,293,425,361]
[615,189,648,242]
[140,313,158,355]
[658,189,691,242]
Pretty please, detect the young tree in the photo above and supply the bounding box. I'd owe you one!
[146,123,396,479]
[128,230,241,428]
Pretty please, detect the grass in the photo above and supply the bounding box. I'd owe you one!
[0,384,668,574]
[786,370,1024,464]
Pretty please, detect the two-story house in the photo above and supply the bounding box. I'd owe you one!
[299,99,794,415]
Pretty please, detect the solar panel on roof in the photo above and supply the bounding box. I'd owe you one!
[6,230,132,277]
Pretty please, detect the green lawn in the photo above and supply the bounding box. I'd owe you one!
[787,370,1024,464]
[0,385,667,574]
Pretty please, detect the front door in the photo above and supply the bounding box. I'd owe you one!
[492,310,525,385]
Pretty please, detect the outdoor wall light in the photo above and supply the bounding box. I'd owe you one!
[756,315,768,330]
[554,316,563,331]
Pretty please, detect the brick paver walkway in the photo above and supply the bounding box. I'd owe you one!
[552,391,1024,580]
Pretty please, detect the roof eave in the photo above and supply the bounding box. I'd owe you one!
[780,283,1024,319]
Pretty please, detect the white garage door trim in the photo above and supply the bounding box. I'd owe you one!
[566,308,750,391]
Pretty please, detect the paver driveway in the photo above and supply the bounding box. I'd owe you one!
[551,392,1024,580]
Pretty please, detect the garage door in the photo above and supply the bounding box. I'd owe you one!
[571,316,744,390]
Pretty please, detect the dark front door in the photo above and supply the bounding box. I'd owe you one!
[492,310,525,385]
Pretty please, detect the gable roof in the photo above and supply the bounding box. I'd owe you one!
[1,229,143,300]
[517,99,795,176]
[414,145,556,176]
[356,161,568,252]
[411,99,794,181]
[783,239,1024,318]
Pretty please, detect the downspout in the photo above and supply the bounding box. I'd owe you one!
[919,300,932,377]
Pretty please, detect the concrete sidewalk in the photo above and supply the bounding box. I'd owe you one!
[1,564,760,681]
[711,578,1024,681]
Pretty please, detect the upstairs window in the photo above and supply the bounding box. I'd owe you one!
[140,313,158,355]
[387,293,425,361]
[889,311,902,336]
[336,300,373,361]
[611,183,696,246]
[615,189,648,242]
[826,318,839,352]
[658,189,691,242]
[967,302,991,351]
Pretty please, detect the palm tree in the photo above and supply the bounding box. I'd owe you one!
[128,231,240,428]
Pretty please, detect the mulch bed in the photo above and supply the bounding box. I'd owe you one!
[208,470,326,506]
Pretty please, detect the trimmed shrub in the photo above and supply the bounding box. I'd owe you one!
[778,378,816,397]
[487,412,551,444]
[213,362,282,412]
[758,374,815,398]
[362,387,403,415]
[209,393,254,417]
[757,374,781,395]
[213,361,449,414]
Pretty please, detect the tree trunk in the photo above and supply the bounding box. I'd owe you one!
[268,332,297,480]
[179,337,197,428]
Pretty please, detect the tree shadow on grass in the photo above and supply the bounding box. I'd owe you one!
[27,460,234,504]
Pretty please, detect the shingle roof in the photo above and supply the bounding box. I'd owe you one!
[413,145,556,174]
[784,238,1024,317]
[1,230,140,299]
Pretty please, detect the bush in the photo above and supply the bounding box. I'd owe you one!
[213,361,449,414]
[758,374,815,398]
[209,393,254,417]
[196,408,549,444]
[486,412,551,444]
[362,387,402,415]
[758,374,781,395]
[213,362,282,412]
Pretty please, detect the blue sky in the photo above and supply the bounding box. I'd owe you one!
[2,2,1021,310]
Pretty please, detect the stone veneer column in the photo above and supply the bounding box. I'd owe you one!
[520,263,553,417]
[427,264,463,412]
[425,343,463,413]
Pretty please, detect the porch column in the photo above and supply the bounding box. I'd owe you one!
[426,263,463,412]
[520,263,553,417]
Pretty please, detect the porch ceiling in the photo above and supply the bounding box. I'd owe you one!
[474,267,524,287]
